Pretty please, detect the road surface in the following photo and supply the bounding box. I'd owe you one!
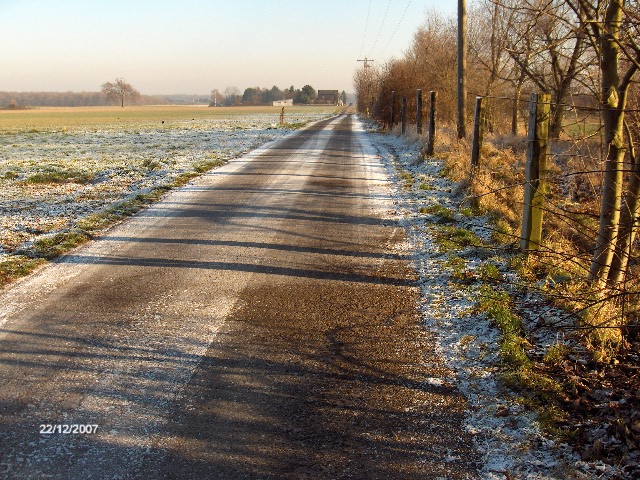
[0,114,477,479]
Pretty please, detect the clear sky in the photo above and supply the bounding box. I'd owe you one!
[0,0,457,95]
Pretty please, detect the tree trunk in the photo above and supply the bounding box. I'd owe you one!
[589,0,625,286]
[511,84,521,136]
[549,91,567,139]
[457,0,467,139]
[608,147,640,285]
[591,144,626,284]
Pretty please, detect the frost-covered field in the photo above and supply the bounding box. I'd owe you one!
[0,110,333,258]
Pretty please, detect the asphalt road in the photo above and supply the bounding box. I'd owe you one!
[0,114,477,479]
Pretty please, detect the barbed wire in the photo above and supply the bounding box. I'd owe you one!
[476,92,640,113]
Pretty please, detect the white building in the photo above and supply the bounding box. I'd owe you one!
[273,99,293,106]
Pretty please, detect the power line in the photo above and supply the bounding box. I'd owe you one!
[380,0,412,58]
[369,0,392,56]
[359,0,372,58]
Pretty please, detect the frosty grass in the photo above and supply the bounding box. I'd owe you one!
[0,112,329,258]
[364,121,621,480]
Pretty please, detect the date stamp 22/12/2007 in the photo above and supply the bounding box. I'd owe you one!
[39,424,99,435]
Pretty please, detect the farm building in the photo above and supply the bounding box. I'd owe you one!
[316,90,340,105]
[273,99,293,106]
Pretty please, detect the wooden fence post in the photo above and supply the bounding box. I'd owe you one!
[470,96,484,169]
[391,90,396,127]
[424,91,437,157]
[401,97,407,134]
[520,92,551,252]
[416,89,423,135]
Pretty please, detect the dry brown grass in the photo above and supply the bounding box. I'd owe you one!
[433,124,630,358]
[431,126,471,181]
[435,127,525,244]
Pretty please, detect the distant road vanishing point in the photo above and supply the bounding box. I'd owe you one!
[0,114,477,479]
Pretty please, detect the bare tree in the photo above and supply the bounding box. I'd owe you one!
[209,89,223,107]
[223,86,241,106]
[471,1,533,134]
[404,11,459,123]
[559,0,640,286]
[101,78,140,108]
[469,1,519,132]
[353,64,379,117]
[603,4,640,286]
[498,0,590,138]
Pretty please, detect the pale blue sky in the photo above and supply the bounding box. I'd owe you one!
[0,1,457,95]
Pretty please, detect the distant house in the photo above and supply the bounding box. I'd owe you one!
[273,99,293,106]
[316,90,340,105]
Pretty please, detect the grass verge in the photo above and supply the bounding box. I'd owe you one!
[430,128,601,442]
[24,169,94,185]
[432,225,485,252]
[2,157,233,289]
[31,230,91,259]
[474,285,568,436]
[0,256,47,288]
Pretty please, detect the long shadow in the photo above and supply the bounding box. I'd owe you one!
[0,318,477,479]
[215,159,386,170]
[170,186,389,201]
[0,328,206,370]
[98,236,411,261]
[212,171,372,182]
[136,202,383,225]
[141,195,393,213]
[57,254,416,287]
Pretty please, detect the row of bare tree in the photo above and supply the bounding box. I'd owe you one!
[355,0,640,292]
[0,89,168,109]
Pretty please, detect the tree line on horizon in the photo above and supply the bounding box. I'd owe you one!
[1,83,348,109]
[0,90,170,109]
[210,85,348,107]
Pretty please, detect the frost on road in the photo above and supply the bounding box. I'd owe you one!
[0,114,477,479]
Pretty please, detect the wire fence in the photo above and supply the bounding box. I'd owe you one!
[379,89,639,337]
[477,93,638,331]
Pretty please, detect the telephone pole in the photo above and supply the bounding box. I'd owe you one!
[357,57,375,68]
[357,58,375,116]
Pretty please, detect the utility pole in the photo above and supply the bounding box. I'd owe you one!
[457,0,467,139]
[357,57,375,69]
[357,57,375,116]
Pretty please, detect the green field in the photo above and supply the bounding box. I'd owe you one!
[0,105,340,132]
